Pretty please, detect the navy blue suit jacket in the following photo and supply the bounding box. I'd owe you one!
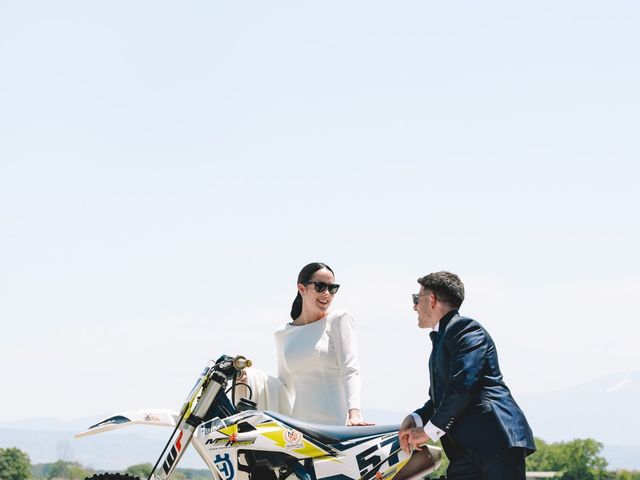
[414,311,536,458]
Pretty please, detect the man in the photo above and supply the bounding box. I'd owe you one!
[399,271,535,479]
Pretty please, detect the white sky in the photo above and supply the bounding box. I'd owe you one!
[1,1,639,423]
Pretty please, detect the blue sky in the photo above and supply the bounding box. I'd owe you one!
[1,1,638,423]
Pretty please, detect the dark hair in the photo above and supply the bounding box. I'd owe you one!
[417,271,465,309]
[290,262,335,320]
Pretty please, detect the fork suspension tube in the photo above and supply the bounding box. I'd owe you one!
[187,371,226,426]
[150,375,225,480]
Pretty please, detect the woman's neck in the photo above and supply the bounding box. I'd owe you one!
[292,310,326,326]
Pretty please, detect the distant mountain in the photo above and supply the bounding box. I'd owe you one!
[0,424,207,471]
[0,416,105,432]
[363,408,404,426]
[2,372,639,471]
[603,445,640,471]
[518,371,640,451]
[372,372,640,469]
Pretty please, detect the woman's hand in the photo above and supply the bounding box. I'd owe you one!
[347,408,375,426]
[233,368,250,405]
[236,368,248,384]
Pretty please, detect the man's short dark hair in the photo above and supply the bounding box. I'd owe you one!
[417,271,465,309]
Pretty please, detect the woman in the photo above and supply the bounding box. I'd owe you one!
[274,262,371,426]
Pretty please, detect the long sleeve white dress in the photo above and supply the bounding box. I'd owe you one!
[274,310,362,425]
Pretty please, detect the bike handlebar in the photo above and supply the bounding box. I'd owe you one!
[233,356,252,370]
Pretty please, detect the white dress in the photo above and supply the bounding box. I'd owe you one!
[274,310,362,425]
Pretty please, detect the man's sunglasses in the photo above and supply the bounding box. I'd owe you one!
[305,281,340,294]
[412,293,433,305]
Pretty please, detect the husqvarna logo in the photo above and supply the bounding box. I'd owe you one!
[214,453,234,479]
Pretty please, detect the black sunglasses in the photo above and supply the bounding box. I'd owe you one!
[412,292,433,305]
[305,281,340,294]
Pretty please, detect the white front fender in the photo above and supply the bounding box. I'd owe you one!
[74,409,180,438]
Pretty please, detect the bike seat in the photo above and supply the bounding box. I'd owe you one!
[265,411,399,445]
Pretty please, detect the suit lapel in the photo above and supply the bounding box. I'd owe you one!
[429,310,459,405]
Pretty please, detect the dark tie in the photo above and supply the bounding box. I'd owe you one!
[428,331,439,400]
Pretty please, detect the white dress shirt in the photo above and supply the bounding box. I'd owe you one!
[409,321,445,441]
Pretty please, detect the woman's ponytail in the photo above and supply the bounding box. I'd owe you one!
[290,292,303,320]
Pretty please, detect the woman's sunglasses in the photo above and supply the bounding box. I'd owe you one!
[305,281,340,294]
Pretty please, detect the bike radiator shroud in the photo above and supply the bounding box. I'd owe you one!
[194,409,440,480]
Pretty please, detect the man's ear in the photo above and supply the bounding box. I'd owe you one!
[430,293,437,308]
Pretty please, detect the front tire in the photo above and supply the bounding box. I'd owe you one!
[85,474,140,480]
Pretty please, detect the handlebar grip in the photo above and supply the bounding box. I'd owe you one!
[233,356,252,370]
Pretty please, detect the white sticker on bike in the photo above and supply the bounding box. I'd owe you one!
[284,428,304,449]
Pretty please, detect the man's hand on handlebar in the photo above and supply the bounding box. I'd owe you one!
[399,415,431,453]
[405,427,431,453]
[398,415,416,453]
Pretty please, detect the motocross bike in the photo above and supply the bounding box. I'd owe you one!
[76,355,442,480]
